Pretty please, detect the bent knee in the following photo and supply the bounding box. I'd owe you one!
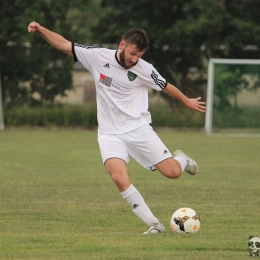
[155,158,182,179]
[107,169,132,191]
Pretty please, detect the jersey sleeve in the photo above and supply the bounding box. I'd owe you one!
[143,63,167,92]
[72,43,100,73]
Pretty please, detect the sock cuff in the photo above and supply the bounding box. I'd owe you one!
[174,155,187,172]
[120,184,137,199]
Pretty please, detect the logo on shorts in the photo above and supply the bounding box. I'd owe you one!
[127,71,137,81]
[164,150,169,154]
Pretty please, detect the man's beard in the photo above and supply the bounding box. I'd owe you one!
[119,49,137,69]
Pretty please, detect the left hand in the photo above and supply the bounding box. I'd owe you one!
[186,97,206,112]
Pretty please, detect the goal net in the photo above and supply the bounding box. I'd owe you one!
[205,58,260,136]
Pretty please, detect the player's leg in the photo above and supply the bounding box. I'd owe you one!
[154,156,183,178]
[98,133,165,233]
[155,150,198,177]
[104,157,130,192]
[104,158,165,233]
[124,125,198,178]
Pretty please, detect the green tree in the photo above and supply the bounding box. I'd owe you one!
[0,0,99,108]
[91,0,260,106]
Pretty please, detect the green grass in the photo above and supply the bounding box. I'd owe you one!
[0,128,259,259]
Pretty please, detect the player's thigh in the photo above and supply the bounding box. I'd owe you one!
[98,133,130,164]
[125,125,173,171]
[98,134,131,191]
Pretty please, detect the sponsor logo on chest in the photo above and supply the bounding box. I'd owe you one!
[99,74,112,87]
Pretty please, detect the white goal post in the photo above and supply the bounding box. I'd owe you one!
[0,69,4,131]
[205,58,260,135]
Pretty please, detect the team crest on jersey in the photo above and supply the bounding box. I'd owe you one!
[127,71,137,81]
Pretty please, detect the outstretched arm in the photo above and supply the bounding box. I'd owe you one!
[28,21,72,56]
[162,83,206,113]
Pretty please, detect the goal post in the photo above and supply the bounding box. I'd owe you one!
[0,69,4,131]
[205,58,260,135]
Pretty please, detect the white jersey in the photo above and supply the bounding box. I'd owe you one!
[72,43,167,134]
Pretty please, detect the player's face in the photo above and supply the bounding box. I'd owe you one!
[118,42,145,69]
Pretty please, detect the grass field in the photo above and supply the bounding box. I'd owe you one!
[0,128,259,259]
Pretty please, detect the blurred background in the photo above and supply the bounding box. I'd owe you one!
[1,0,260,131]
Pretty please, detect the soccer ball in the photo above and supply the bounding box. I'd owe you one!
[170,207,200,234]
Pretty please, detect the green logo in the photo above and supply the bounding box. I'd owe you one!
[127,71,137,81]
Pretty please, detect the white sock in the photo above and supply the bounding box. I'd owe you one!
[174,155,187,172]
[120,184,159,226]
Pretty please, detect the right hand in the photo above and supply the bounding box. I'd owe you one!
[28,21,41,33]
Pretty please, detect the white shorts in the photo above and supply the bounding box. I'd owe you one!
[98,125,172,171]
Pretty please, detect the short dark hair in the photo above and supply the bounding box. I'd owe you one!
[122,28,149,51]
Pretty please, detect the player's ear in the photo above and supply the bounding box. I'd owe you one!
[119,41,125,50]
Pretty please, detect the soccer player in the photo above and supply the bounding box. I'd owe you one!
[28,21,206,234]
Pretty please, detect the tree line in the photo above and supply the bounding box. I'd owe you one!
[1,0,260,108]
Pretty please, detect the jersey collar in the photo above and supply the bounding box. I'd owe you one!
[115,50,121,66]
